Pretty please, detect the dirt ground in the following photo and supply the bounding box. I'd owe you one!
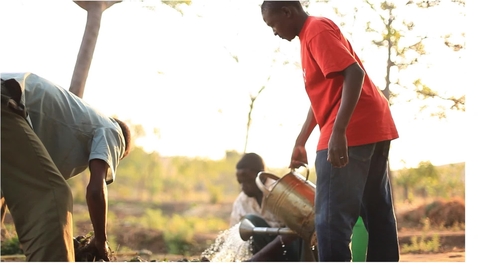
[400,251,464,262]
[1,199,466,262]
[0,249,466,262]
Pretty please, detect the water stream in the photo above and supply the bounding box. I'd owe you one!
[201,223,253,262]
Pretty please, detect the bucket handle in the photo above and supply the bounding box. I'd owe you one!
[292,162,310,181]
[255,172,272,196]
[255,162,309,196]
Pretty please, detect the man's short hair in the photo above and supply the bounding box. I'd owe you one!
[236,153,265,172]
[113,118,132,159]
[261,0,303,13]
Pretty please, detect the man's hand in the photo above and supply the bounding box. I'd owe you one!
[290,145,308,169]
[245,234,298,262]
[84,236,111,261]
[327,130,348,168]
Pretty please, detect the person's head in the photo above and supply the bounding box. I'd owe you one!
[113,118,132,160]
[261,0,308,41]
[236,153,265,198]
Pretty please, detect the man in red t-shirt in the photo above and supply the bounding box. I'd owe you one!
[261,1,400,262]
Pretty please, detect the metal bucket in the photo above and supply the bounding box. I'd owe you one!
[255,164,316,246]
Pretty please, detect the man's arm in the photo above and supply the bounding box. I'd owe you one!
[296,106,317,147]
[86,159,110,259]
[248,234,297,262]
[327,62,365,168]
[290,106,317,169]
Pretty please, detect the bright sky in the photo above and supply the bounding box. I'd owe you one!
[0,0,470,172]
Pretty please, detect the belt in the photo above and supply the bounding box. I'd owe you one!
[1,79,28,119]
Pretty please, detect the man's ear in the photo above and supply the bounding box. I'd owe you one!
[281,6,293,18]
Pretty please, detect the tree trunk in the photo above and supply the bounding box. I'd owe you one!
[70,1,120,98]
[69,9,103,98]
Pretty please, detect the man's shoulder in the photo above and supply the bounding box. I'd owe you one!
[307,16,339,31]
[301,16,341,43]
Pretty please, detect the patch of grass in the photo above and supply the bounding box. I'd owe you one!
[163,214,195,255]
[435,219,465,232]
[401,218,441,254]
[401,234,441,254]
[1,224,22,255]
[120,208,227,255]
[1,236,22,255]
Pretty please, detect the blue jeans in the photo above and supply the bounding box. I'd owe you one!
[314,140,399,261]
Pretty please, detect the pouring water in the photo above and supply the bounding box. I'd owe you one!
[201,223,253,262]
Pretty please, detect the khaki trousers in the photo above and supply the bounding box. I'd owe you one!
[1,95,75,261]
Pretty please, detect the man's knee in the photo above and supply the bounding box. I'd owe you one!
[243,214,270,228]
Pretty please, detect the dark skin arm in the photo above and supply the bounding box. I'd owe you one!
[1,197,6,225]
[328,62,365,168]
[290,106,317,169]
[246,234,298,262]
[86,159,110,261]
[291,62,365,169]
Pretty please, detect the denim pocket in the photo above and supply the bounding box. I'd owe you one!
[348,143,375,162]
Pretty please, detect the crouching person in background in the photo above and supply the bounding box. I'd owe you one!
[230,153,302,262]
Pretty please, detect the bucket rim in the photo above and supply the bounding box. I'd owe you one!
[256,172,281,198]
[258,172,281,190]
[257,172,280,181]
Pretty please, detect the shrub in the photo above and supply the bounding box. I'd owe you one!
[1,236,22,255]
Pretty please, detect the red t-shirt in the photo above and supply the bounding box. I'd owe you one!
[299,16,399,151]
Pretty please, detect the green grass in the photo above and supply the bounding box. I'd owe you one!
[401,218,442,254]
[1,236,22,255]
[121,208,228,255]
